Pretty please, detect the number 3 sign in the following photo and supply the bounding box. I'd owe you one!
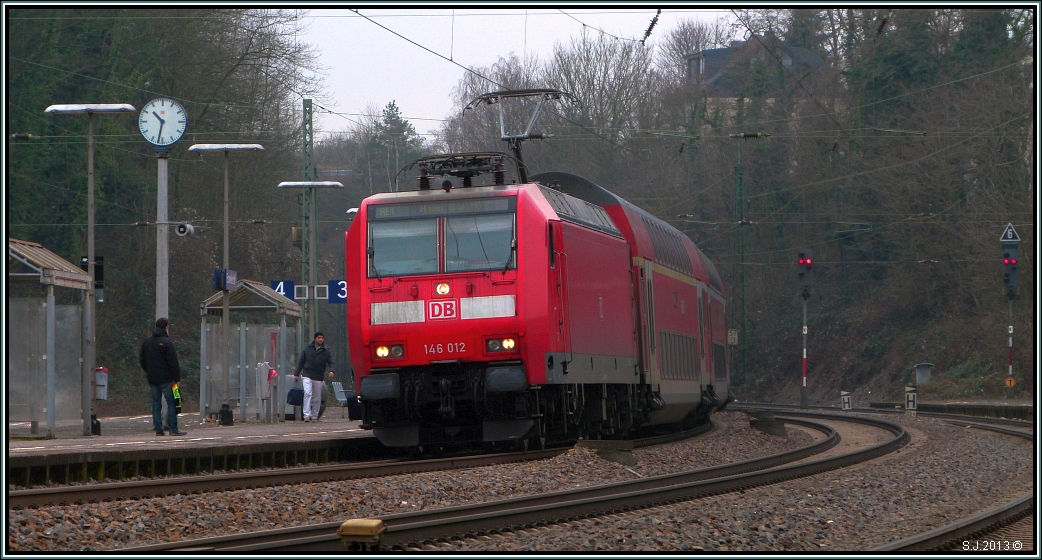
[328,280,347,304]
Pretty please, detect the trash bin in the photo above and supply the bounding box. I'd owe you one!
[94,367,109,400]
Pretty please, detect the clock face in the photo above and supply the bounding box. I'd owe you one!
[139,98,187,147]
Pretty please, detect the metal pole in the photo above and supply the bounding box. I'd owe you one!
[279,316,287,422]
[84,112,96,436]
[156,151,170,320]
[222,151,231,408]
[800,299,808,408]
[200,315,207,422]
[239,322,247,421]
[1009,299,1014,394]
[309,187,318,337]
[46,284,56,438]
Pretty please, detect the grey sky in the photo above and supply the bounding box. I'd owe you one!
[302,8,729,139]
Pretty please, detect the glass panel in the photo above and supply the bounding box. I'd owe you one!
[370,219,439,276]
[445,214,515,272]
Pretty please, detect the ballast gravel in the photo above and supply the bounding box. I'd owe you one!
[8,412,799,551]
[7,412,1032,552]
[456,414,1035,552]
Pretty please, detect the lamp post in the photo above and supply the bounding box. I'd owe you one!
[44,103,136,436]
[188,144,263,422]
[277,181,344,342]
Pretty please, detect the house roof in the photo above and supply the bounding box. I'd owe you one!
[686,33,823,96]
[8,238,92,290]
[201,278,301,318]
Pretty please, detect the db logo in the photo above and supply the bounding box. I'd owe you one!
[428,300,457,320]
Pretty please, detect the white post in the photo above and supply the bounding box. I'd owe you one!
[156,151,170,319]
[200,315,207,422]
[46,285,56,438]
[239,322,247,421]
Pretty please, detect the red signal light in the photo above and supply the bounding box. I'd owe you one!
[798,258,805,264]
[1004,258,1011,265]
[1012,259,1017,265]
[806,258,812,265]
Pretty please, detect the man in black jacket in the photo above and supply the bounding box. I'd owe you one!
[140,318,186,436]
[294,332,335,422]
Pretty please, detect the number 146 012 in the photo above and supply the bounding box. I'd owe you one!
[424,342,465,355]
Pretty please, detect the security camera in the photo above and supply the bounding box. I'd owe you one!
[175,222,195,236]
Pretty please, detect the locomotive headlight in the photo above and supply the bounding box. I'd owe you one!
[435,282,451,295]
[486,338,517,352]
[390,344,404,358]
[375,346,390,358]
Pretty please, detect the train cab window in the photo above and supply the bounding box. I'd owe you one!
[445,214,516,272]
[367,197,517,277]
[369,219,439,276]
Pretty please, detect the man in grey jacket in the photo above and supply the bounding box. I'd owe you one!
[294,332,335,422]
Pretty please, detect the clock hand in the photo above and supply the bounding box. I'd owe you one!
[152,111,166,124]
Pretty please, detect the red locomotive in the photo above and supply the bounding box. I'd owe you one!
[346,90,730,450]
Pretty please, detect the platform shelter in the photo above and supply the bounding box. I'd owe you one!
[200,279,301,424]
[7,238,92,437]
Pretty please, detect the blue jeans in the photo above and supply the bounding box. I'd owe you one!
[150,382,178,432]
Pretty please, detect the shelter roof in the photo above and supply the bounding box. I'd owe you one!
[201,278,301,318]
[8,238,91,290]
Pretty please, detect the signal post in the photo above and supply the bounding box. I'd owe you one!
[1000,223,1020,396]
[797,249,814,408]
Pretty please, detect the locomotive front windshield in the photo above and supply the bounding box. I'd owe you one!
[368,197,516,277]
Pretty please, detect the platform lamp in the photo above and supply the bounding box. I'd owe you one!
[44,103,136,436]
[188,144,264,424]
[276,181,344,344]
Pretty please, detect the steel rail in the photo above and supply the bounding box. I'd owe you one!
[9,450,562,510]
[731,402,1033,430]
[632,419,715,447]
[125,414,906,552]
[871,420,1035,551]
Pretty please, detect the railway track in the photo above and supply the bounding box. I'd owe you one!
[732,401,1033,431]
[122,414,908,551]
[8,421,713,511]
[869,419,1035,552]
[734,404,1035,552]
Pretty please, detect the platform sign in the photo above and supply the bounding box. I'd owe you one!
[727,329,739,346]
[215,269,238,291]
[904,386,917,413]
[840,391,851,411]
[328,280,347,304]
[271,280,295,299]
[1005,376,1016,388]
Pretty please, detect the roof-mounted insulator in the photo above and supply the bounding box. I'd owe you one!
[442,179,453,192]
[493,163,505,185]
[418,168,431,190]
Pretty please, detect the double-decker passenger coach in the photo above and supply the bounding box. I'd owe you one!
[346,90,730,451]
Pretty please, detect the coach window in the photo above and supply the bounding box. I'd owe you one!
[445,214,516,272]
[369,219,439,276]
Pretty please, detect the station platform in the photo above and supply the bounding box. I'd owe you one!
[7,413,379,488]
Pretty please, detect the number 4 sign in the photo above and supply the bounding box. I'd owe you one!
[271,280,295,299]
[328,280,347,304]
